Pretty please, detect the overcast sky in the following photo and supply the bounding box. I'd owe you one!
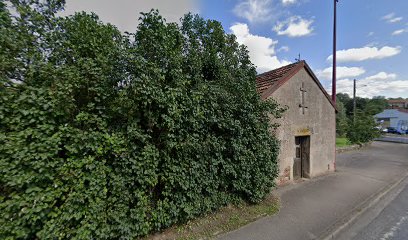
[62,0,199,32]
[62,0,408,99]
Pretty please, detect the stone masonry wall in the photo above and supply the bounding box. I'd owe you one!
[269,68,336,185]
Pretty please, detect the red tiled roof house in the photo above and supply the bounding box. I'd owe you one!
[256,61,336,185]
[387,99,408,109]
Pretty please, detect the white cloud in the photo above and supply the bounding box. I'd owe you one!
[233,0,273,23]
[382,13,395,20]
[382,13,403,23]
[367,32,374,37]
[389,17,403,23]
[274,16,314,37]
[282,0,296,5]
[278,46,290,52]
[230,23,291,73]
[317,66,366,80]
[327,46,402,62]
[365,72,397,81]
[392,29,407,35]
[336,72,408,98]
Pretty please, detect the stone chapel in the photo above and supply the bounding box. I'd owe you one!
[256,60,337,185]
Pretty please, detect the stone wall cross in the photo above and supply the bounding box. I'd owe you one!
[299,82,308,114]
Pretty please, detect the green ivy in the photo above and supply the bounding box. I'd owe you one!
[0,1,284,239]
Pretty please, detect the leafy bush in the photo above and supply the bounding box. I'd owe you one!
[335,100,348,137]
[346,111,380,144]
[0,1,284,239]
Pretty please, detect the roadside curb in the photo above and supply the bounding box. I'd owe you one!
[336,142,371,154]
[319,170,408,240]
[374,139,408,144]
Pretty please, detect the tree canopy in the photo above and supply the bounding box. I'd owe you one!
[335,93,385,143]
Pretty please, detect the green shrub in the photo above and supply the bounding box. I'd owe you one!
[346,111,380,144]
[0,2,284,239]
[335,100,348,137]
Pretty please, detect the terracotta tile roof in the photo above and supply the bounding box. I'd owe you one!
[256,61,302,95]
[255,60,337,111]
[388,99,408,103]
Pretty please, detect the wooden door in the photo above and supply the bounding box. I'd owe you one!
[294,137,302,180]
[294,136,310,180]
[301,136,310,178]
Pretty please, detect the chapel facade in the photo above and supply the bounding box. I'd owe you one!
[256,60,336,185]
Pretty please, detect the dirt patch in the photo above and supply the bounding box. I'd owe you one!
[143,194,280,240]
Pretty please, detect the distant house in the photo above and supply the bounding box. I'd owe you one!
[256,61,336,185]
[387,99,408,109]
[374,109,408,131]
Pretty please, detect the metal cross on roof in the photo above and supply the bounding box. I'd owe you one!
[295,53,301,62]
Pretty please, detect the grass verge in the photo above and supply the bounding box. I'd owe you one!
[336,137,351,147]
[144,194,280,240]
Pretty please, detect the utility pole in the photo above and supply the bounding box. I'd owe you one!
[332,0,339,173]
[332,0,338,104]
[353,79,356,122]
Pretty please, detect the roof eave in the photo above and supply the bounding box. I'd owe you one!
[260,61,338,112]
[260,61,305,100]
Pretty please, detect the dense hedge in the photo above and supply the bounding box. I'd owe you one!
[0,1,284,239]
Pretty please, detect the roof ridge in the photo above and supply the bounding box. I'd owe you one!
[255,61,304,97]
[257,60,304,77]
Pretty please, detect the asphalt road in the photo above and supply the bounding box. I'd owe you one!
[375,135,408,144]
[336,177,408,240]
[219,142,408,240]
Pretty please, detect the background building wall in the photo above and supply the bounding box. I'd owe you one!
[375,109,408,128]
